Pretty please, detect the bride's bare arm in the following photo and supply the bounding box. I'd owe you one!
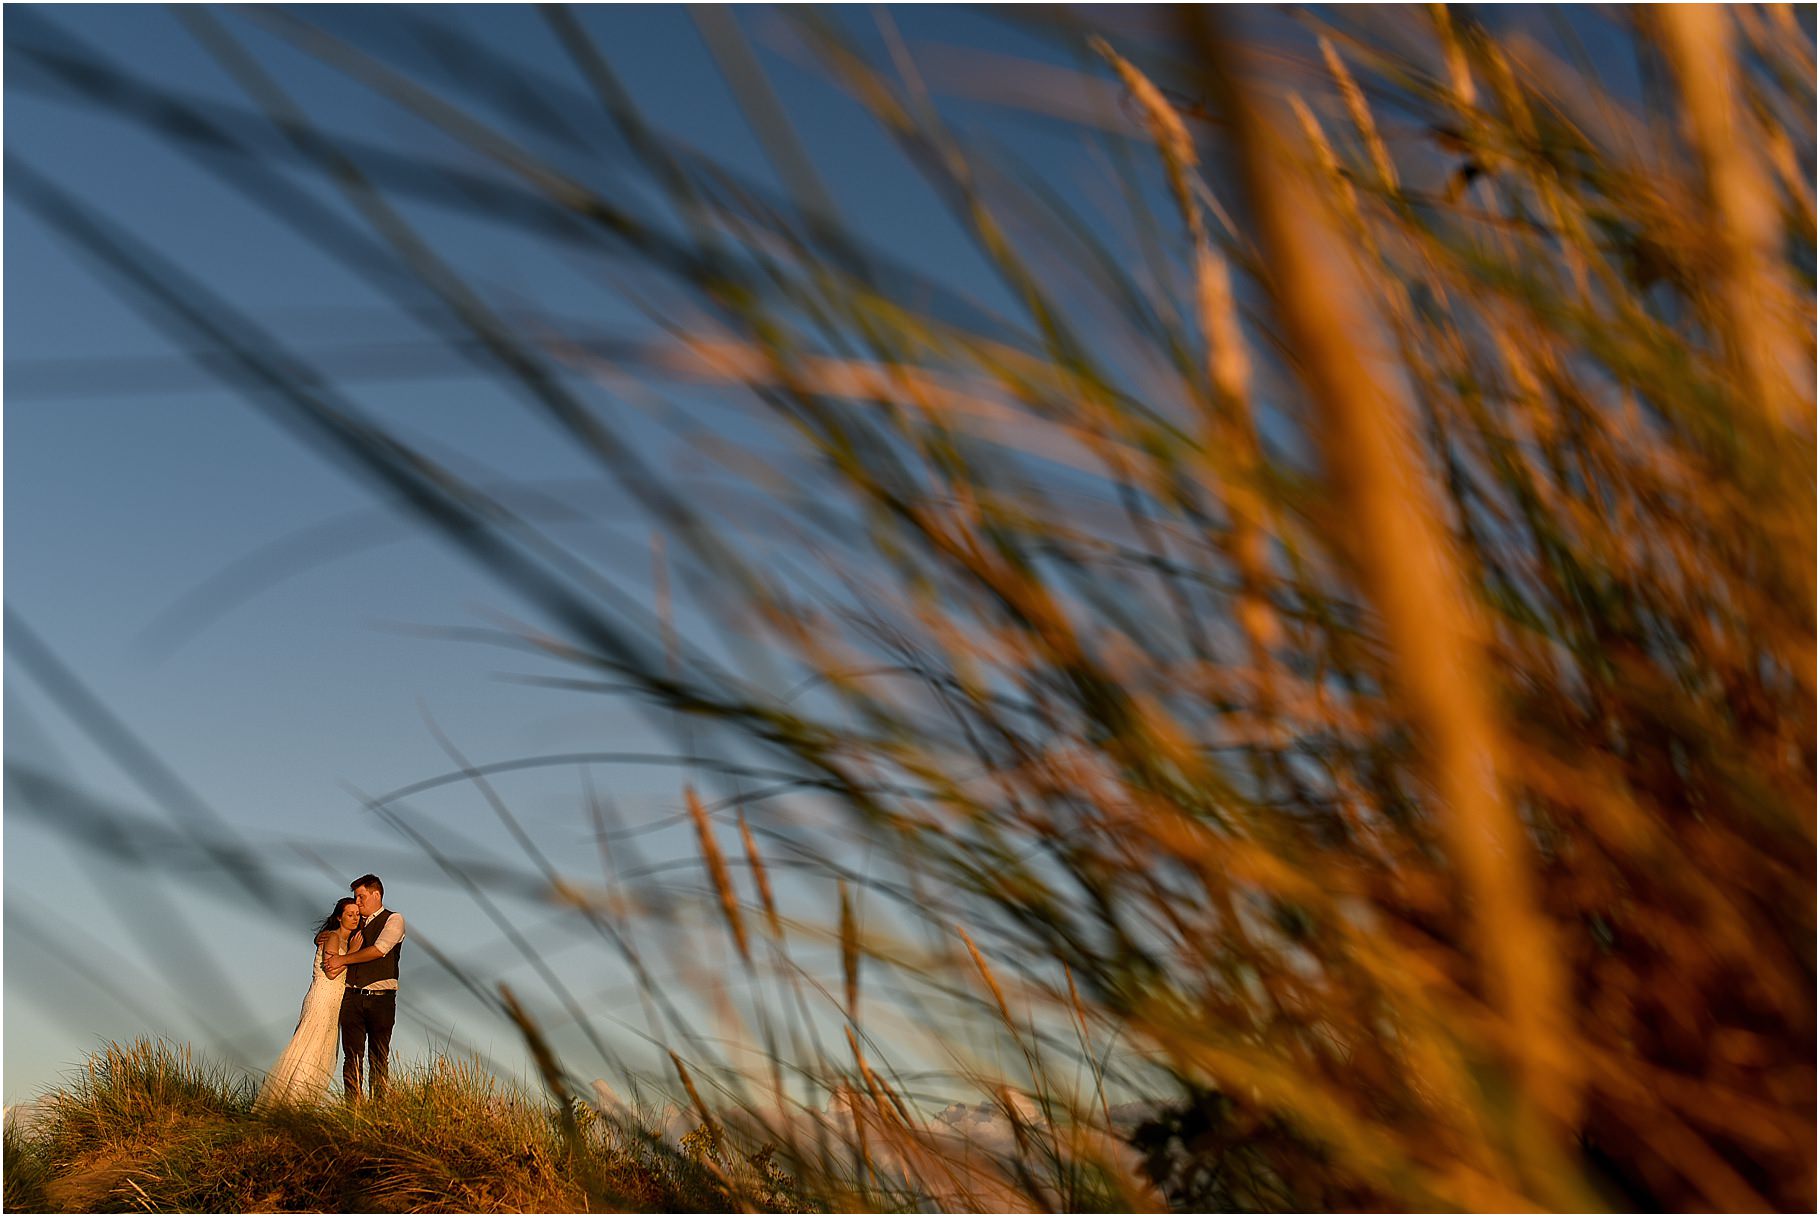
[323,932,362,978]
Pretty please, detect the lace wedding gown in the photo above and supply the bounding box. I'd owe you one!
[255,939,345,1108]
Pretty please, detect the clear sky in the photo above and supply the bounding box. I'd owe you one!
[3,4,1667,1109]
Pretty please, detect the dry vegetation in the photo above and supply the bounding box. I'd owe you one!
[3,1040,792,1213]
[7,5,1814,1211]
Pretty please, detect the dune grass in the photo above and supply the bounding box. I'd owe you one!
[2,1039,797,1213]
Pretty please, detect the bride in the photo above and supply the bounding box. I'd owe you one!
[256,898,362,1109]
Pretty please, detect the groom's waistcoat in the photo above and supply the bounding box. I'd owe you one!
[346,908,402,989]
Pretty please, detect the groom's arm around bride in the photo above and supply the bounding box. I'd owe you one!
[325,925,401,974]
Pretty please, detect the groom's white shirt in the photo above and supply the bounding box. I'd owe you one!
[355,905,406,992]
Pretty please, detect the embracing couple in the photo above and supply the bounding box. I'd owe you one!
[255,874,406,1108]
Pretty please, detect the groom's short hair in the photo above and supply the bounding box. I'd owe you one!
[351,873,384,897]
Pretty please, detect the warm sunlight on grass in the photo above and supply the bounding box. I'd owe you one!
[8,6,1813,1211]
[5,1040,793,1213]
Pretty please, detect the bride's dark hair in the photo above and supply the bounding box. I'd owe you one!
[316,897,357,934]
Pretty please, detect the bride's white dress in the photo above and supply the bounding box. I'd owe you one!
[256,939,345,1108]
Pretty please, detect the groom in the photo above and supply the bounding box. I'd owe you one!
[322,873,406,1100]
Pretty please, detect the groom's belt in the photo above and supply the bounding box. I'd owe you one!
[348,985,397,996]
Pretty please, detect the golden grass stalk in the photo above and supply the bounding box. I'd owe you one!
[1198,7,1579,1175]
[1098,36,1282,683]
[685,785,749,964]
[1317,35,1398,193]
[736,808,783,940]
[667,1050,715,1138]
[1653,4,1809,432]
[844,1025,911,1128]
[955,925,1017,1035]
[838,879,859,1025]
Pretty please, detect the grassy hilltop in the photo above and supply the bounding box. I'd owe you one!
[2,1040,796,1214]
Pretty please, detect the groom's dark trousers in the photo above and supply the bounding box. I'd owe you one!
[340,989,395,1099]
